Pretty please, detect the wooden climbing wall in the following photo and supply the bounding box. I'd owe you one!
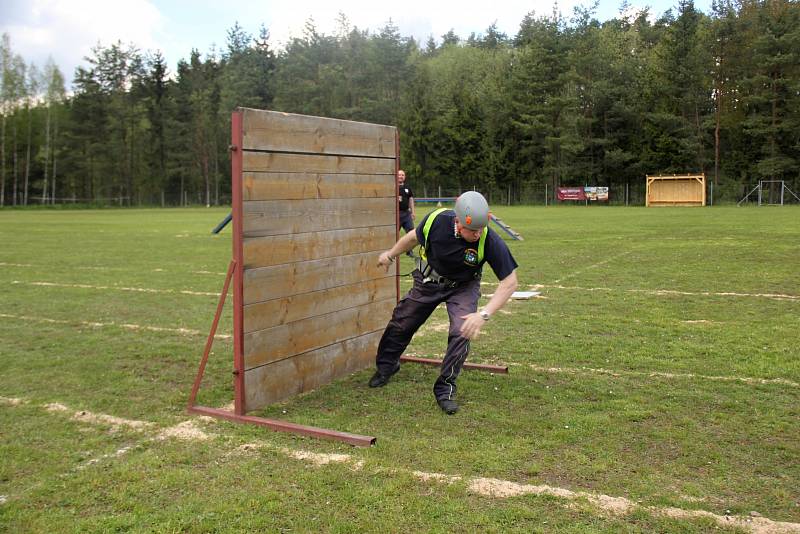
[230,108,398,412]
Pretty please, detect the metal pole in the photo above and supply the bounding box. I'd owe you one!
[230,110,245,414]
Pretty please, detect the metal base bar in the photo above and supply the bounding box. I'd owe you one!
[188,405,376,447]
[400,355,508,374]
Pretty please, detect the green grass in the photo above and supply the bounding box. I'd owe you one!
[1,206,798,533]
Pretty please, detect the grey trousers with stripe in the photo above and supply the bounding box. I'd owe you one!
[375,271,481,401]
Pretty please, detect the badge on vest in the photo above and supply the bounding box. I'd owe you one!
[463,248,479,266]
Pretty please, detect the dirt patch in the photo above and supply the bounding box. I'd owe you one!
[0,396,24,406]
[234,442,266,454]
[281,448,356,467]
[44,403,69,413]
[587,493,635,515]
[469,477,576,500]
[72,410,153,431]
[156,420,212,441]
[656,506,800,534]
[412,471,461,483]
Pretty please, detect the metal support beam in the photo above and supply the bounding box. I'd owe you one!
[188,406,376,447]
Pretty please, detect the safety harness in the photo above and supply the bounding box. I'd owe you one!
[416,208,487,287]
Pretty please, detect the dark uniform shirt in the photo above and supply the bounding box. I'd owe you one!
[399,186,413,211]
[416,210,518,283]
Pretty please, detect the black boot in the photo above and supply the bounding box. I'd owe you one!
[437,398,459,414]
[368,371,392,388]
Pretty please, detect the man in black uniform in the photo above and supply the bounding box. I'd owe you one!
[370,191,519,414]
[397,169,415,234]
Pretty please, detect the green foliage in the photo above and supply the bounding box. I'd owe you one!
[2,2,800,208]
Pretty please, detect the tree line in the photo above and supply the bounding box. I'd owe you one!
[1,0,798,207]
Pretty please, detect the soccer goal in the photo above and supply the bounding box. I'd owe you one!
[738,180,800,206]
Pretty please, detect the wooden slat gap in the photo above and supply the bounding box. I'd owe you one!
[242,147,397,161]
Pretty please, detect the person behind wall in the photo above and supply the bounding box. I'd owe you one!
[369,191,519,414]
[397,170,416,256]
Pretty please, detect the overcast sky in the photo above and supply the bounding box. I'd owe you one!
[1,0,710,87]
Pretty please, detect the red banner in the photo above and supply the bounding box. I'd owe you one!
[557,187,586,201]
[557,187,609,201]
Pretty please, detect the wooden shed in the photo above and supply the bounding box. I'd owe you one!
[646,174,706,207]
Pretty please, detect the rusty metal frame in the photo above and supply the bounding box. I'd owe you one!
[186,109,377,447]
[394,130,401,299]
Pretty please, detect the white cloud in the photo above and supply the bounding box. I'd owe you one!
[1,0,701,87]
[251,0,581,48]
[2,0,164,80]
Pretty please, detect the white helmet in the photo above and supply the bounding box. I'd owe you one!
[455,191,490,230]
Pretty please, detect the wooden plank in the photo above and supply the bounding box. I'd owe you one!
[243,197,395,237]
[244,330,382,411]
[243,226,395,269]
[243,251,395,305]
[243,151,395,175]
[241,109,396,158]
[244,277,396,333]
[242,172,395,201]
[244,298,395,370]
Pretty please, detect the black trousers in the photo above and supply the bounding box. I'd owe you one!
[399,209,414,232]
[375,271,481,400]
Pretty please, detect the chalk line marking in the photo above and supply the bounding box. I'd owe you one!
[531,284,799,301]
[11,280,222,297]
[524,364,800,388]
[0,313,231,340]
[1,261,226,277]
[553,250,633,284]
[5,397,798,532]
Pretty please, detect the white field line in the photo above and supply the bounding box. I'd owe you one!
[532,284,800,301]
[0,313,231,340]
[1,261,226,276]
[523,364,800,388]
[11,280,222,297]
[5,397,799,532]
[553,251,633,284]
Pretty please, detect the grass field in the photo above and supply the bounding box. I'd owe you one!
[1,205,798,533]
